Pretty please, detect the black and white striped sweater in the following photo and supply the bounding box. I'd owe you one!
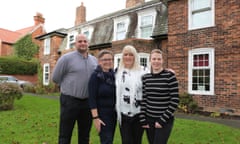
[140,69,179,126]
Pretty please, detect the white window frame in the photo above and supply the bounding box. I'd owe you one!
[188,48,215,95]
[137,8,156,39]
[67,31,78,50]
[113,16,130,41]
[139,53,150,68]
[114,53,150,69]
[188,0,215,30]
[82,26,94,41]
[44,38,50,55]
[43,63,50,86]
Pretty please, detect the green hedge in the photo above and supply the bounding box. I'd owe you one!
[0,57,38,75]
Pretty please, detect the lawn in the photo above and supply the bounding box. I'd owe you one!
[0,94,239,144]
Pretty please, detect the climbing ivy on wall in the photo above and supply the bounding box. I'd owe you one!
[13,34,39,60]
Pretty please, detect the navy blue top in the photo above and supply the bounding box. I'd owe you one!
[88,65,116,110]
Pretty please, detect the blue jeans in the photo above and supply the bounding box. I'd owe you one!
[58,94,92,144]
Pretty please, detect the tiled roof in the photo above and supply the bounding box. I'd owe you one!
[71,0,168,46]
[0,26,37,44]
[15,26,35,35]
[0,28,22,43]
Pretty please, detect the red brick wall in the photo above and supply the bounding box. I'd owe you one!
[0,42,14,56]
[168,0,240,114]
[38,35,65,84]
[0,74,38,85]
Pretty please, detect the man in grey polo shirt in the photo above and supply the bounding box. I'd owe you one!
[52,34,97,144]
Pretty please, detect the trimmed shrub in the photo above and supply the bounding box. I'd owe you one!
[0,83,23,110]
[0,57,38,75]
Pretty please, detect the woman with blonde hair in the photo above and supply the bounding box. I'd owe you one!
[115,45,148,144]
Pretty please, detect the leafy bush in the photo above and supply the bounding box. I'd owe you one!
[34,82,59,94]
[14,34,39,60]
[178,93,198,113]
[35,63,59,94]
[0,83,23,110]
[22,84,36,93]
[0,57,38,75]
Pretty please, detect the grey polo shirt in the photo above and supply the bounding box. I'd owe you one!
[52,50,97,99]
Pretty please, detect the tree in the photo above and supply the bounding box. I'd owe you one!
[14,34,39,60]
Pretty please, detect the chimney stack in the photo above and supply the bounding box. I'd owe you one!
[75,2,86,26]
[126,0,145,8]
[34,12,45,25]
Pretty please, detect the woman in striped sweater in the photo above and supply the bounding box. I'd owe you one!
[140,49,179,144]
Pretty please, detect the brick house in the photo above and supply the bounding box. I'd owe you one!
[36,0,240,115]
[0,13,46,83]
[167,0,240,114]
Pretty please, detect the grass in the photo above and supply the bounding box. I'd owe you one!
[0,94,239,144]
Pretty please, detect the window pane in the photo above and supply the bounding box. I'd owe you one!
[192,11,212,28]
[116,32,125,40]
[84,31,89,38]
[140,58,147,67]
[204,76,209,83]
[116,22,126,40]
[69,43,75,49]
[205,84,210,90]
[192,69,210,91]
[44,38,50,55]
[45,66,49,72]
[192,0,211,10]
[192,84,198,90]
[193,53,209,67]
[141,15,153,26]
[141,26,152,38]
[117,22,125,31]
[192,76,198,83]
[69,35,74,42]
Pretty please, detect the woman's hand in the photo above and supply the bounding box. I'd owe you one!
[93,118,106,133]
[155,122,162,128]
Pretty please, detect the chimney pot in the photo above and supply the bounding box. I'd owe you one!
[126,0,145,8]
[34,12,45,25]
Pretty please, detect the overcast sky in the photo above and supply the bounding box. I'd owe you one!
[0,0,151,32]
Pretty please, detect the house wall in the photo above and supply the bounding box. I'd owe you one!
[168,0,240,114]
[0,42,13,56]
[32,26,46,58]
[38,35,64,85]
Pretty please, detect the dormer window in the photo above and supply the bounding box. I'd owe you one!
[116,22,126,40]
[113,16,129,41]
[137,8,156,39]
[69,35,75,49]
[67,31,78,49]
[140,15,153,38]
[82,26,93,41]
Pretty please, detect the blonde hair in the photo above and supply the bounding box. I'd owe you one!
[118,45,141,70]
[150,49,163,59]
